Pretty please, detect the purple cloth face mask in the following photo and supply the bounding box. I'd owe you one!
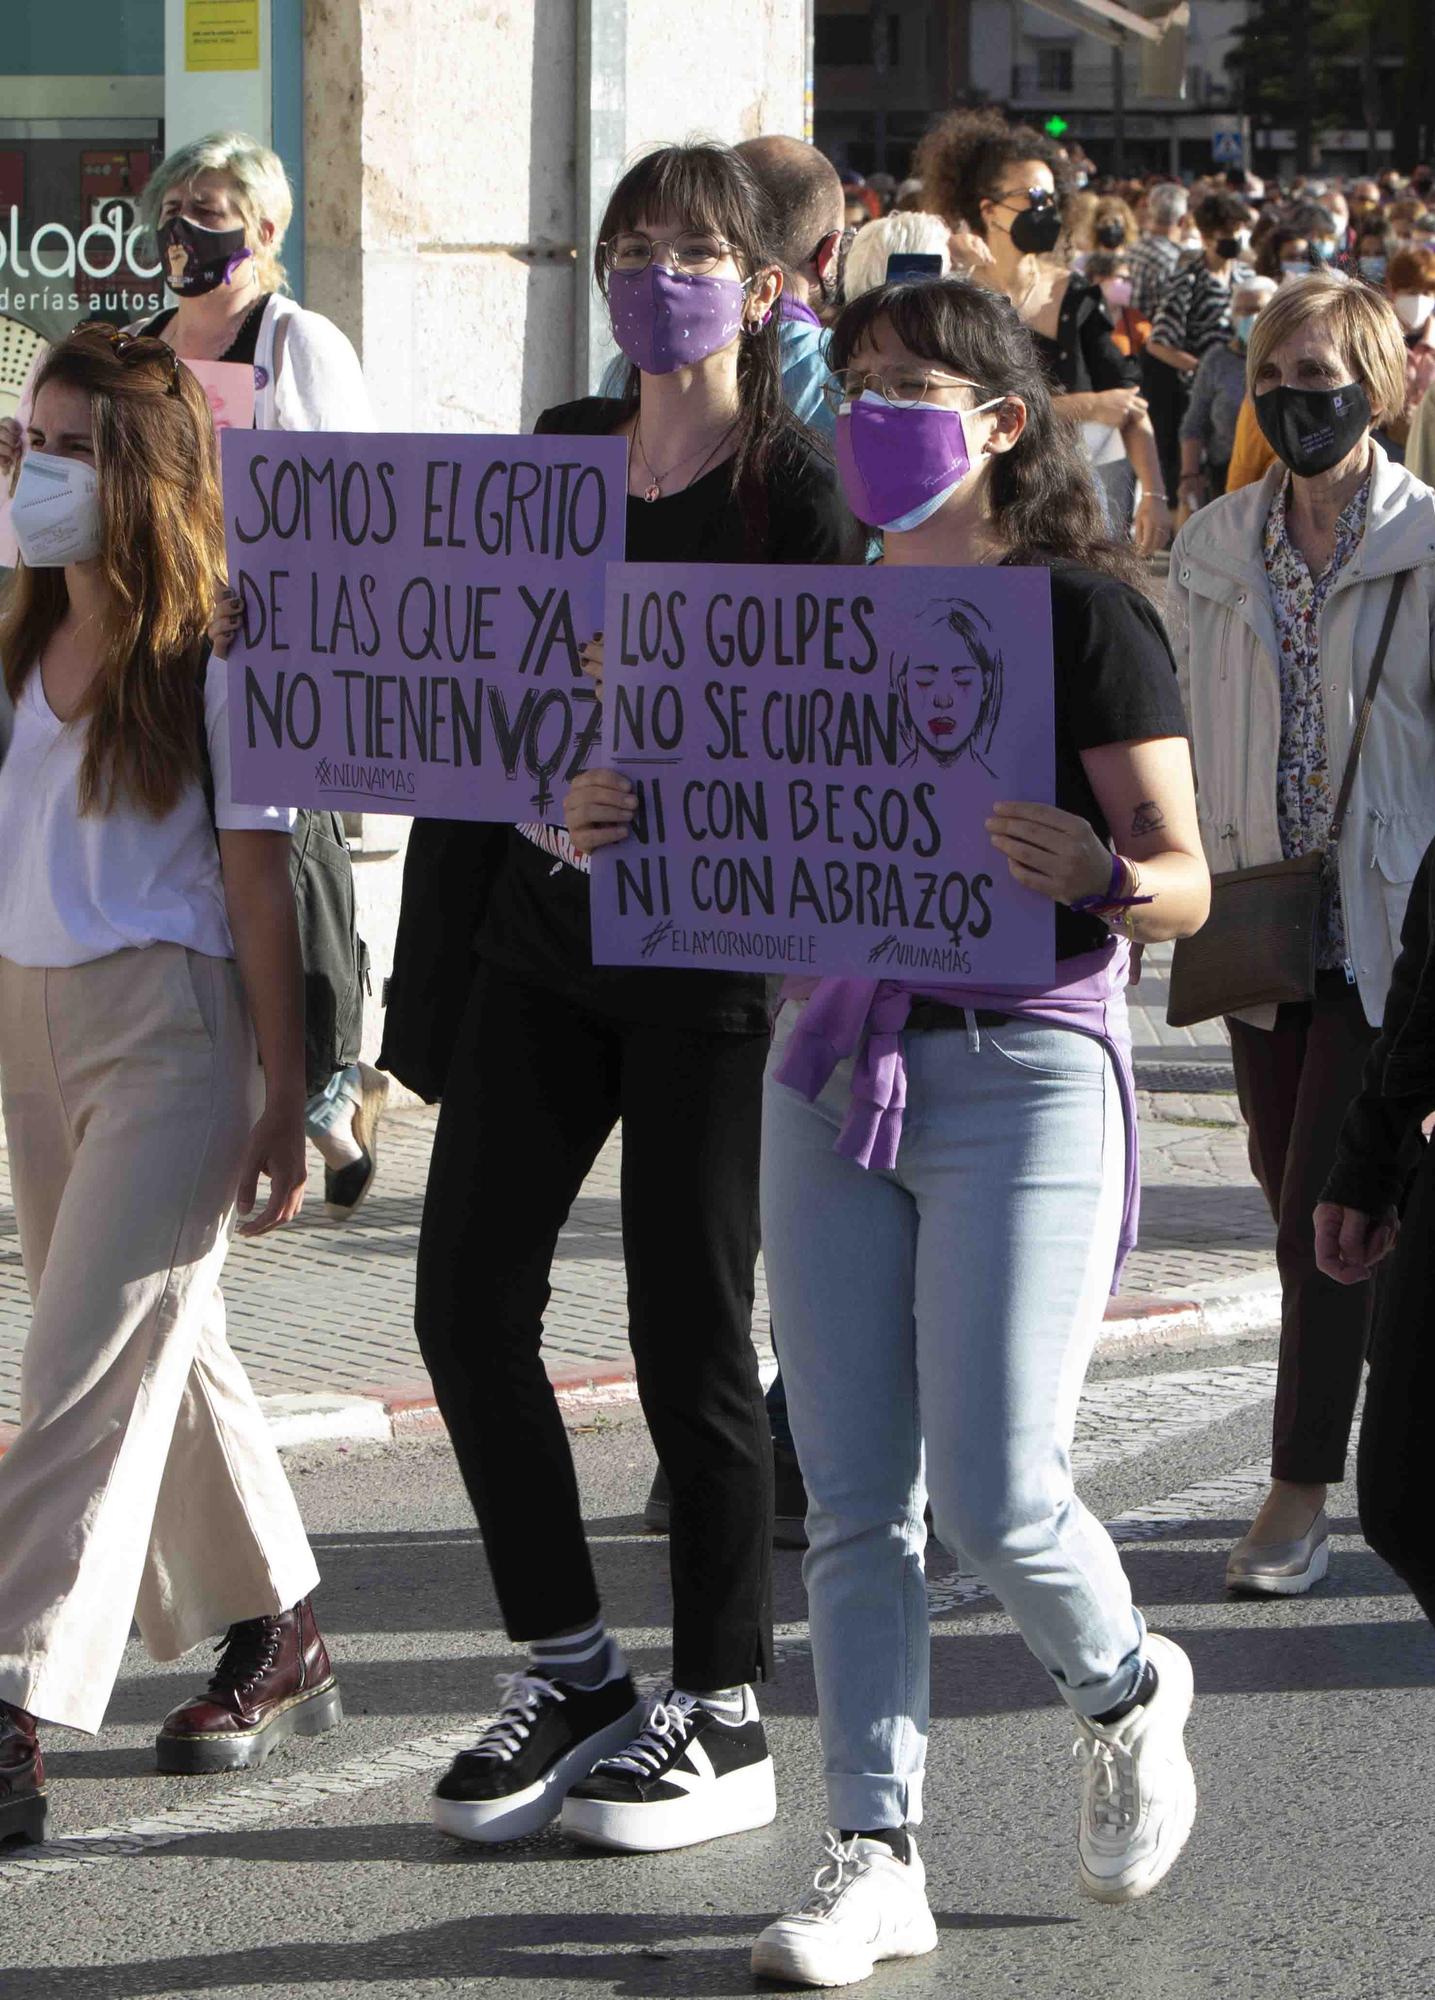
[835,391,1003,532]
[608,265,750,375]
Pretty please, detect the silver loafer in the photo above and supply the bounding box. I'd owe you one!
[1225,1508,1330,1596]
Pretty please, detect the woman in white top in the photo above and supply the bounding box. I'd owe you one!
[1,131,383,1215]
[0,329,341,1850]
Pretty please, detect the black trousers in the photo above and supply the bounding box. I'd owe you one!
[1228,973,1380,1484]
[1358,1140,1435,1625]
[1141,350,1187,506]
[415,966,774,1689]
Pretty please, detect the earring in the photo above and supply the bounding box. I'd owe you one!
[743,306,774,334]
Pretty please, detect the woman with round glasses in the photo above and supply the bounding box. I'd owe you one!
[744,278,1208,1986]
[916,107,1172,553]
[383,141,855,1860]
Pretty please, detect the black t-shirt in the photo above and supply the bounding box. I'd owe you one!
[476,397,859,1031]
[1024,558,1189,958]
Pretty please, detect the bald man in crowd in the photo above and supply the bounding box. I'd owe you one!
[734,135,846,438]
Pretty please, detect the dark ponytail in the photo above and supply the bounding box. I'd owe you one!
[827,277,1145,589]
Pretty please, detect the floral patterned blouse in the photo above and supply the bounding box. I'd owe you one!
[1262,473,1370,972]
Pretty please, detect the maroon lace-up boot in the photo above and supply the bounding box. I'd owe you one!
[155,1598,342,1774]
[0,1700,46,1846]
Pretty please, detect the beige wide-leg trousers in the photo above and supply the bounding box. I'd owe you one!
[0,944,320,1734]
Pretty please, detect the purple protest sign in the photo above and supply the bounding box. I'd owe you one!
[590,562,1056,986]
[221,430,627,820]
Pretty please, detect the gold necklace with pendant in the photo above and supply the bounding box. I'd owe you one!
[634,416,738,502]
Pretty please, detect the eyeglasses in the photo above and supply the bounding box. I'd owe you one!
[84,324,183,395]
[822,367,988,414]
[601,231,738,276]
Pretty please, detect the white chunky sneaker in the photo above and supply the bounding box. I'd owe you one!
[1073,1632,1197,1904]
[751,1832,939,1988]
[561,1687,776,1852]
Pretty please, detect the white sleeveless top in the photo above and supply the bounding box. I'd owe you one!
[0,655,294,968]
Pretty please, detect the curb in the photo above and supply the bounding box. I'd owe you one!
[258,1279,1284,1454]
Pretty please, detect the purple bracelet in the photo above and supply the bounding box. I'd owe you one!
[1069,851,1155,916]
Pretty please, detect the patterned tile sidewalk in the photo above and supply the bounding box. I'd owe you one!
[0,1080,1275,1437]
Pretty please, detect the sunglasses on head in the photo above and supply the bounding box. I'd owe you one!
[83,324,184,395]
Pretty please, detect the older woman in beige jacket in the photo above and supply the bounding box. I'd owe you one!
[1167,272,1435,1597]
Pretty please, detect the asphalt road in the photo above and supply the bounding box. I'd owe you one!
[3,1336,1432,2000]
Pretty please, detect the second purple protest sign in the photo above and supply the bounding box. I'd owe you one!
[590,562,1057,987]
[221,429,627,820]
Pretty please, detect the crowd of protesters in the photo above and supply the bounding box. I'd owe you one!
[0,102,1433,1996]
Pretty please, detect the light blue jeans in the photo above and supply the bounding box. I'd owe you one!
[761,1007,1147,1831]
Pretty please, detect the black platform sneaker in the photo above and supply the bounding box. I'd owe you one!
[432,1668,644,1844]
[561,1687,776,1852]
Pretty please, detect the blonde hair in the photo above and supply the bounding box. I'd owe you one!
[1246,270,1409,427]
[1094,195,1139,243]
[141,131,293,293]
[1063,189,1098,251]
[843,212,951,301]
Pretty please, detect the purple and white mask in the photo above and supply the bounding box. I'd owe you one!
[607,265,752,375]
[835,391,1005,533]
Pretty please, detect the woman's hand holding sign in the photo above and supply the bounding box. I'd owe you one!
[565,770,636,856]
[579,632,605,702]
[986,738,1211,946]
[209,589,243,661]
[986,801,1114,904]
[565,630,632,856]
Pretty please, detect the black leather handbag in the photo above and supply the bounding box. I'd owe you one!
[1167,571,1408,1029]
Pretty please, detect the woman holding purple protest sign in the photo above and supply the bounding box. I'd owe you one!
[0,330,341,1845]
[738,278,1211,1988]
[387,142,855,1859]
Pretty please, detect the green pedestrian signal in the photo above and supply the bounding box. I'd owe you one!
[1044,116,1070,138]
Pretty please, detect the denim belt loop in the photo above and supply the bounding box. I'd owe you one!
[962,1007,981,1055]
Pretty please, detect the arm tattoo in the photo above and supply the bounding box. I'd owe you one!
[1131,800,1167,837]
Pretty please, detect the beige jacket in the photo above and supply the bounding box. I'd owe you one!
[1166,443,1435,1028]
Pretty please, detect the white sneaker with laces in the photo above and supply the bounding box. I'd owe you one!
[751,1831,939,1988]
[1073,1631,1197,1904]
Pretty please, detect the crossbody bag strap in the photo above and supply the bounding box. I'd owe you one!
[1328,569,1409,847]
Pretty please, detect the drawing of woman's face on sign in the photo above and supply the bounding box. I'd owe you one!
[894,597,1004,774]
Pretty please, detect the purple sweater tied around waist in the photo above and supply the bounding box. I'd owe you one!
[772,938,1140,1291]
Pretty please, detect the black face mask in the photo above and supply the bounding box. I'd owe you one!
[1214,234,1244,260]
[1095,221,1126,249]
[1253,381,1372,477]
[1010,203,1063,256]
[158,214,253,297]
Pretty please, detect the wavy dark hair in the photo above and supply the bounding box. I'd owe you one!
[594,142,811,517]
[828,278,1144,587]
[914,107,1073,240]
[0,329,223,817]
